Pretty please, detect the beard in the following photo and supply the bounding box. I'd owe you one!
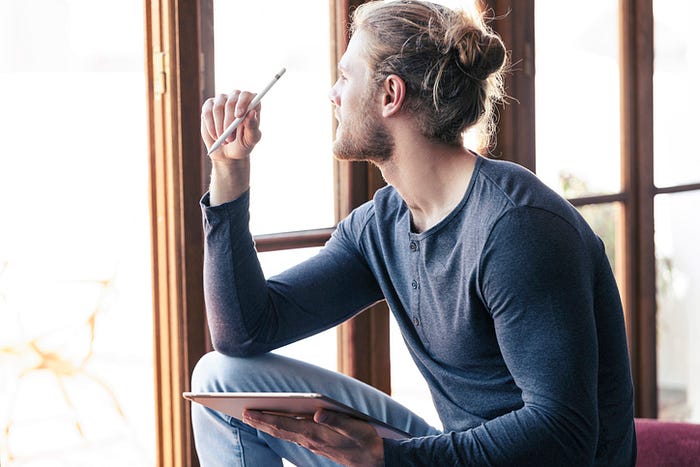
[332,90,394,164]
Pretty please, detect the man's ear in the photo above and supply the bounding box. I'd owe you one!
[381,74,406,117]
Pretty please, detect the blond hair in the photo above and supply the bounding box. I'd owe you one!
[351,0,507,149]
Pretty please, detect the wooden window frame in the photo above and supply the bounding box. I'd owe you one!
[620,0,700,417]
[488,0,700,419]
[145,0,212,465]
[484,0,657,419]
[619,0,656,418]
[483,0,536,171]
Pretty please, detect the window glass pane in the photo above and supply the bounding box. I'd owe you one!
[576,202,623,281]
[213,1,335,235]
[535,1,621,197]
[0,1,154,465]
[259,248,337,371]
[653,0,700,188]
[656,191,700,422]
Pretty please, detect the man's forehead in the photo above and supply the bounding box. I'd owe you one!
[339,32,368,71]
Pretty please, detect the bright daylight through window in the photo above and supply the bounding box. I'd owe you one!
[0,1,154,465]
[212,0,337,370]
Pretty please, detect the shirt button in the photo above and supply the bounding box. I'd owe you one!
[411,280,418,289]
[413,316,420,327]
[409,241,417,251]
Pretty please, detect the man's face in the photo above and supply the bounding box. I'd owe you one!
[329,31,394,163]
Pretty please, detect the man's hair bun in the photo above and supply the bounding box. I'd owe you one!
[452,28,507,81]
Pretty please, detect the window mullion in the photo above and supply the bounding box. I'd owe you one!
[619,0,656,418]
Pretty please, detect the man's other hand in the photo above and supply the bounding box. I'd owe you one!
[243,408,385,467]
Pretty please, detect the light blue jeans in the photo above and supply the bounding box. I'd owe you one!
[190,351,440,466]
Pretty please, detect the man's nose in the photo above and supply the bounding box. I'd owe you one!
[328,83,340,106]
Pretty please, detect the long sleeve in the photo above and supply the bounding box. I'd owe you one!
[384,207,633,466]
[201,191,384,356]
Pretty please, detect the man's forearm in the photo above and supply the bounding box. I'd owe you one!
[209,158,251,206]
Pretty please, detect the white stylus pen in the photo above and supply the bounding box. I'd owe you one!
[207,67,286,156]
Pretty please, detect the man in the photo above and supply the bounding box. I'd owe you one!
[192,1,637,465]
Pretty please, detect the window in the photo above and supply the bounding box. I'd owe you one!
[211,0,337,371]
[211,2,335,235]
[148,0,699,463]
[535,0,622,198]
[534,0,700,421]
[0,1,154,464]
[534,0,624,276]
[652,0,700,421]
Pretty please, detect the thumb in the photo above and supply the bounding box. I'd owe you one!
[314,409,377,439]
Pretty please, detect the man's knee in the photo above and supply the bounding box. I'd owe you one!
[191,351,282,393]
[191,351,219,392]
[192,351,250,392]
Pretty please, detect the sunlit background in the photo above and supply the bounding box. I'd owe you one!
[0,1,153,465]
[1,0,698,465]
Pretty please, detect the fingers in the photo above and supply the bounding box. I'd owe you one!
[214,92,235,140]
[200,97,217,146]
[200,90,259,148]
[243,410,320,446]
[243,409,384,466]
[314,409,378,439]
[243,409,375,445]
[234,91,257,119]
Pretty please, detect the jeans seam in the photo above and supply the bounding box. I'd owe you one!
[231,426,245,466]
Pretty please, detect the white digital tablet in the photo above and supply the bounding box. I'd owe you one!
[183,392,412,440]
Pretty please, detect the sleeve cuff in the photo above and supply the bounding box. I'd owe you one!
[200,189,250,211]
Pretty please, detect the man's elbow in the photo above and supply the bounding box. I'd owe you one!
[555,413,598,465]
[210,335,267,358]
[528,405,598,465]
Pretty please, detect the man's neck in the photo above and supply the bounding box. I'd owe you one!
[377,131,477,233]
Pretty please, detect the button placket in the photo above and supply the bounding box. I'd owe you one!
[409,238,421,328]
